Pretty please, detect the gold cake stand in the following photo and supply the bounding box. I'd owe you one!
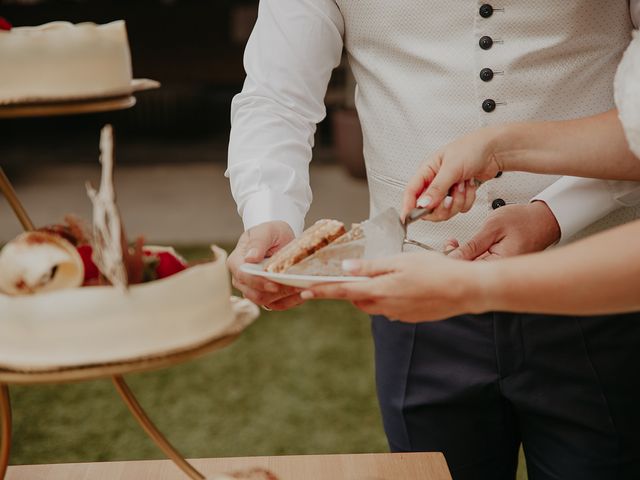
[0,96,253,480]
[0,95,137,119]
[0,79,159,119]
[0,333,245,480]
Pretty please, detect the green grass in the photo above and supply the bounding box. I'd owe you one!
[7,246,527,479]
[10,300,387,463]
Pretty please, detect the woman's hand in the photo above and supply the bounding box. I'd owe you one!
[300,252,492,322]
[402,126,505,222]
[404,111,640,220]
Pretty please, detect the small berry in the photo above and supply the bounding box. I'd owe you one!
[0,18,12,31]
[77,244,100,282]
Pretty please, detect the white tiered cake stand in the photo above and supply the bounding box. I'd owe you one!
[0,94,258,480]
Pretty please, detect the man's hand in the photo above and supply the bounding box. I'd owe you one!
[227,221,304,310]
[448,202,561,261]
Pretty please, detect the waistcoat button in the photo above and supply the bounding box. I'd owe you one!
[479,36,494,50]
[482,99,496,112]
[479,4,494,18]
[492,198,506,210]
[480,68,494,82]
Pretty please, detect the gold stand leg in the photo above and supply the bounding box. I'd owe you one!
[0,168,29,480]
[112,376,205,480]
[0,385,11,480]
[0,167,35,232]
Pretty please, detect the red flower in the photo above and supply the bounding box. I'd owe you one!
[79,245,188,285]
[142,249,188,280]
[0,18,12,31]
[154,251,188,279]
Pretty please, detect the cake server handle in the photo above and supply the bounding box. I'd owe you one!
[404,207,434,226]
[404,179,484,226]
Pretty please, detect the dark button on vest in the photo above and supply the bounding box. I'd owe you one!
[479,4,494,18]
[482,99,496,113]
[479,36,494,50]
[480,68,494,82]
[492,198,507,210]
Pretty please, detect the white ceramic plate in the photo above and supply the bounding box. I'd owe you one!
[240,262,369,288]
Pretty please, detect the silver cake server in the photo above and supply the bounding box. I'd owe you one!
[361,206,435,259]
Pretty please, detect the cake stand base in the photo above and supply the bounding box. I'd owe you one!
[113,376,204,480]
[0,386,10,480]
[0,375,206,480]
[0,333,247,480]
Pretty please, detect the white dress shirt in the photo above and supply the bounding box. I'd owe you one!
[614,28,640,208]
[617,30,640,160]
[228,0,640,244]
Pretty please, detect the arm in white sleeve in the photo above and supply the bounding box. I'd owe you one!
[534,2,640,242]
[533,176,640,243]
[226,0,344,235]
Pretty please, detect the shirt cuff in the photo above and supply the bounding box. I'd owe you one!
[532,177,620,244]
[241,190,306,236]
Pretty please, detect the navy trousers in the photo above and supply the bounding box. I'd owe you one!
[372,312,640,480]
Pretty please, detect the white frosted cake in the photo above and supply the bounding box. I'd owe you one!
[0,20,136,104]
[0,125,259,371]
[0,246,260,371]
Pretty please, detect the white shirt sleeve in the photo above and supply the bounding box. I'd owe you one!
[533,0,640,243]
[226,0,344,236]
[616,29,640,158]
[533,177,640,243]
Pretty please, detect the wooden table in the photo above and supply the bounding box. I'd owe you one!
[5,453,452,480]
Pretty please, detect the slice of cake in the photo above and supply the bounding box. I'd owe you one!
[0,20,134,104]
[264,219,346,273]
[264,221,366,276]
[287,225,364,276]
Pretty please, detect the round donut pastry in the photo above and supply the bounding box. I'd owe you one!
[0,231,84,296]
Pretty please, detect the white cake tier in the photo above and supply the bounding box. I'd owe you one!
[0,20,133,105]
[0,247,256,371]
